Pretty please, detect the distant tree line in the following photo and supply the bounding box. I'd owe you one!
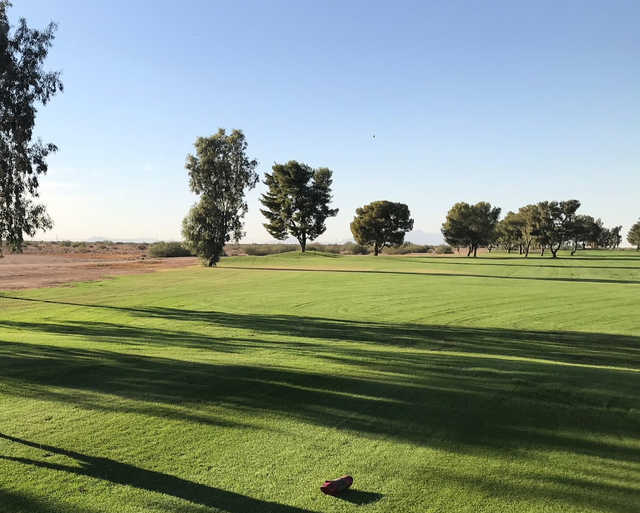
[442,200,624,258]
[179,129,636,264]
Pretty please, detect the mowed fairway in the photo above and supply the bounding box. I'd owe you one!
[1,251,639,513]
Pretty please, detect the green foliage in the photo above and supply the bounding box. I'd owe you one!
[535,200,581,258]
[350,243,370,254]
[148,242,192,258]
[350,201,414,256]
[496,211,524,253]
[260,161,338,252]
[628,220,640,250]
[307,243,342,254]
[242,243,296,256]
[433,244,454,254]
[0,2,61,254]
[441,202,501,257]
[383,242,432,255]
[181,129,258,266]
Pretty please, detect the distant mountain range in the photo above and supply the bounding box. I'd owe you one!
[403,230,444,245]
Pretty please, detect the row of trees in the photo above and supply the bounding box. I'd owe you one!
[181,131,418,264]
[442,200,625,258]
[180,130,636,265]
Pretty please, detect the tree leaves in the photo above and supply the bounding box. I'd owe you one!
[182,129,258,266]
[0,3,62,253]
[350,201,414,256]
[259,161,338,252]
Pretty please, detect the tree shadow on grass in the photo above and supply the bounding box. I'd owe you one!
[0,433,319,513]
[2,296,640,369]
[1,305,639,511]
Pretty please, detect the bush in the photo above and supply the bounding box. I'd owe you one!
[243,244,296,256]
[307,243,343,254]
[149,242,193,258]
[434,244,454,254]
[349,244,370,255]
[384,242,433,255]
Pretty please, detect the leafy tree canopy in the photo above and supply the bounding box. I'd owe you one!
[496,211,524,253]
[441,201,501,257]
[0,1,62,254]
[260,161,338,252]
[535,200,581,258]
[350,201,414,256]
[181,129,258,266]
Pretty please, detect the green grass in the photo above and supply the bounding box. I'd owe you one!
[1,250,639,512]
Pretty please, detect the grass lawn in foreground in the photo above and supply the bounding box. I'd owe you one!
[1,250,639,512]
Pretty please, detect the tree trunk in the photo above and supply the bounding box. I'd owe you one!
[540,246,545,256]
[374,243,379,256]
[299,236,306,253]
[550,243,560,258]
[570,242,577,256]
[473,245,478,258]
[467,246,472,257]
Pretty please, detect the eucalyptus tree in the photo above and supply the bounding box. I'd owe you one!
[517,204,541,257]
[182,129,258,266]
[0,1,62,254]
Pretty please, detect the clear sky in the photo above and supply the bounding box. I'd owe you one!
[10,0,640,243]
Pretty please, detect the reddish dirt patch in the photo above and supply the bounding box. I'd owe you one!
[0,253,199,290]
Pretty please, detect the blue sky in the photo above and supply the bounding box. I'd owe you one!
[11,0,640,243]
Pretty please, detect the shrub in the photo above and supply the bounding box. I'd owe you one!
[149,241,193,257]
[307,243,342,254]
[350,244,370,255]
[384,242,433,255]
[243,244,296,256]
[434,244,454,254]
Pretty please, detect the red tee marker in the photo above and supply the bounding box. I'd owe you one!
[320,475,353,495]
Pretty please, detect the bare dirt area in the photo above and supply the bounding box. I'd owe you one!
[0,247,198,290]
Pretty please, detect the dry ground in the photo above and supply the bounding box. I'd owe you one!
[0,246,198,290]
